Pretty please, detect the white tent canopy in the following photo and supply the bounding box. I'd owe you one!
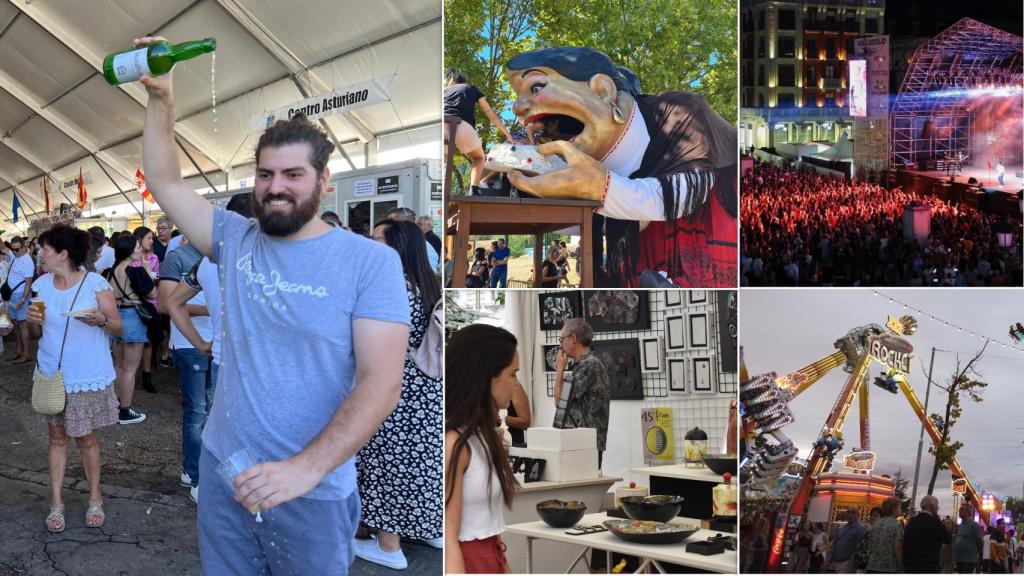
[0,0,440,232]
[808,132,854,161]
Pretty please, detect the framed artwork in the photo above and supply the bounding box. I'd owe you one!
[689,313,709,349]
[539,291,581,331]
[688,290,707,305]
[542,344,563,373]
[640,337,661,373]
[583,291,650,332]
[692,357,713,392]
[664,290,683,308]
[668,358,687,392]
[591,338,644,400]
[717,291,738,373]
[665,315,686,351]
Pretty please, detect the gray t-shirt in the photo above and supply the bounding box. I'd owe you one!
[204,208,410,500]
[953,519,984,563]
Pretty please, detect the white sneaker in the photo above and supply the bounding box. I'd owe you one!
[353,537,407,570]
[180,470,193,487]
[189,485,199,504]
[424,537,443,549]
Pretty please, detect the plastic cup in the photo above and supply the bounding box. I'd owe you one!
[30,298,45,321]
[216,449,263,522]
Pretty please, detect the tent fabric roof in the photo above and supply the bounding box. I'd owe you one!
[0,0,440,227]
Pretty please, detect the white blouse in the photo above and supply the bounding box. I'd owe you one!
[458,433,507,542]
[33,272,116,393]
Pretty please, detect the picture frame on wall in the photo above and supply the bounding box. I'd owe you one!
[692,357,713,392]
[541,344,564,373]
[664,290,683,308]
[665,315,686,351]
[688,290,707,305]
[689,313,709,349]
[640,337,661,373]
[591,338,644,400]
[539,291,582,331]
[583,291,650,332]
[668,358,687,392]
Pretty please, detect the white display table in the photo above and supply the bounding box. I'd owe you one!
[506,512,737,573]
[504,476,621,574]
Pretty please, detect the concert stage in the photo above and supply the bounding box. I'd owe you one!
[894,164,1023,220]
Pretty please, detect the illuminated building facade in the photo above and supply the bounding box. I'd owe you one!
[740,0,886,150]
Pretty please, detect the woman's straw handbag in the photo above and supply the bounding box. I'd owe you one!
[32,276,86,416]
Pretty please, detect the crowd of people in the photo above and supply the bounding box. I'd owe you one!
[741,162,1023,287]
[0,38,441,575]
[745,498,1021,574]
[458,237,577,288]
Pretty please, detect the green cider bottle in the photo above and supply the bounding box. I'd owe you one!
[102,38,216,86]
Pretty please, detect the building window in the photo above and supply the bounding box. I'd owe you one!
[865,17,878,34]
[759,65,765,87]
[779,37,795,58]
[845,13,857,32]
[758,93,765,108]
[778,9,796,30]
[805,92,817,108]
[759,37,766,58]
[846,38,856,59]
[807,38,817,59]
[825,92,836,107]
[806,66,817,86]
[825,65,835,79]
[758,10,765,31]
[778,65,795,87]
[826,38,837,60]
[777,93,795,108]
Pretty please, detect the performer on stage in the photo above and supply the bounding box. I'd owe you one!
[503,47,737,287]
[996,159,1006,187]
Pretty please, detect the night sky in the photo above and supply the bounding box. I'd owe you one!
[742,289,1024,515]
[885,0,1023,39]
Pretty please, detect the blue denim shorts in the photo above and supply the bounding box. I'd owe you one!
[7,290,28,321]
[110,307,148,343]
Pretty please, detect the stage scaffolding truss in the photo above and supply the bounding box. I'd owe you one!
[890,18,1023,168]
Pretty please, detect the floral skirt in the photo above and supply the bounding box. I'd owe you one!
[42,386,118,437]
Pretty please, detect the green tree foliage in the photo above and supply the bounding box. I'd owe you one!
[926,343,988,496]
[444,0,738,143]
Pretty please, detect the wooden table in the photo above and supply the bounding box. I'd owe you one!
[445,195,601,288]
[506,512,737,574]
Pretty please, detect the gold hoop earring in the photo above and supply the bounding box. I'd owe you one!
[612,104,625,125]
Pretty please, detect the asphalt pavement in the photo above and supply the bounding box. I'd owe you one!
[0,336,441,575]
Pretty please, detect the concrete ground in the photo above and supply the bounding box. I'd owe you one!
[0,336,441,575]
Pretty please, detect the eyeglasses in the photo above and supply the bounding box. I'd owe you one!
[558,335,572,342]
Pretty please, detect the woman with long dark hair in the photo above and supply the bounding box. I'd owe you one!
[103,234,155,425]
[353,219,442,569]
[14,225,123,532]
[445,324,519,574]
[131,226,160,393]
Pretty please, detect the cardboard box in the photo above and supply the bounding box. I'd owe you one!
[525,427,597,451]
[508,446,599,482]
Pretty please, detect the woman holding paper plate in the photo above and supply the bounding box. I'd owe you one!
[21,224,122,533]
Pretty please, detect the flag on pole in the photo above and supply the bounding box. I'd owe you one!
[135,167,155,203]
[11,189,22,223]
[77,167,87,209]
[42,175,50,213]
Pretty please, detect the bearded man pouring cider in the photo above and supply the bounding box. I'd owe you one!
[486,47,737,288]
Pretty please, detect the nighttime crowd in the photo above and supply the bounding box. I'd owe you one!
[740,163,1023,287]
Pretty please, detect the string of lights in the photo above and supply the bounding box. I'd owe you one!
[872,291,1024,354]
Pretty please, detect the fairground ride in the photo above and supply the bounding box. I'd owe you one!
[740,314,988,573]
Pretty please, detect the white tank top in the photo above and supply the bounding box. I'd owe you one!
[458,433,506,542]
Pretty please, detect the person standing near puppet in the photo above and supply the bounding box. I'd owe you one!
[504,47,737,288]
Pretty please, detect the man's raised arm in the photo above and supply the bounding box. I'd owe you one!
[139,36,214,257]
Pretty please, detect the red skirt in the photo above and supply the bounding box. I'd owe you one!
[459,535,509,574]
